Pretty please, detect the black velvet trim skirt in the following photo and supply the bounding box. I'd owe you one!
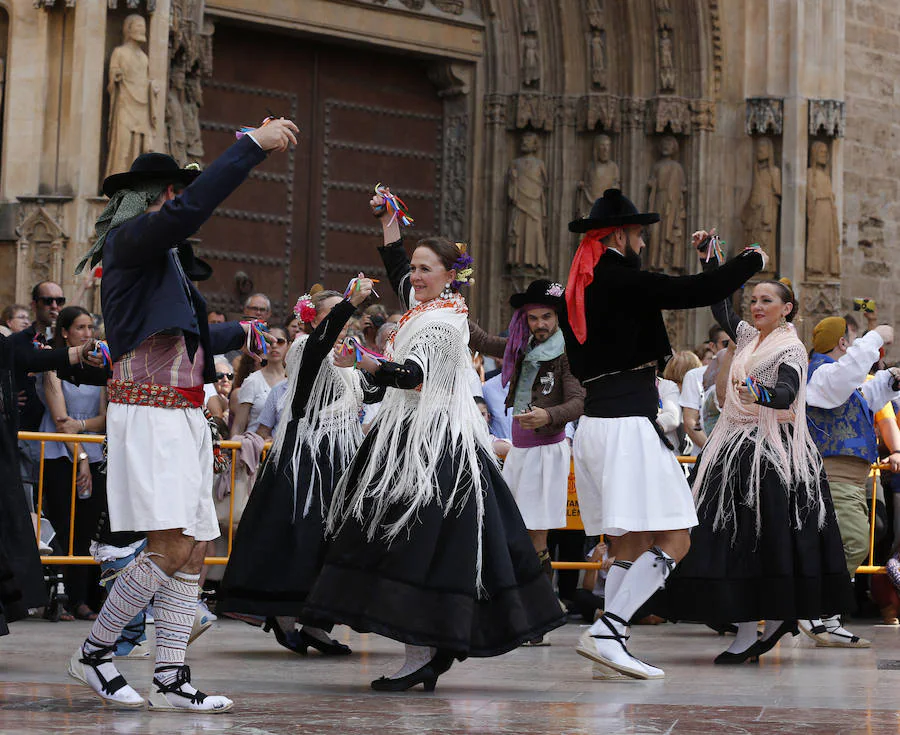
[219,420,344,618]
[651,438,854,623]
[303,424,566,657]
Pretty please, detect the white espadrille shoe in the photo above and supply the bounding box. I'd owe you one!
[68,642,145,708]
[147,665,233,713]
[575,616,657,680]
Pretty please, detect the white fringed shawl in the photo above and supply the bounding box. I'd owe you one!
[693,321,825,539]
[327,294,496,593]
[269,334,364,521]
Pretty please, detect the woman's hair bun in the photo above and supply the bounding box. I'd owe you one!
[778,277,793,291]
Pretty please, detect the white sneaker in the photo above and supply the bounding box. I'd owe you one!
[68,644,145,708]
[187,604,214,645]
[147,665,233,713]
[575,625,649,680]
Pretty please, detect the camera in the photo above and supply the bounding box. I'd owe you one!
[852,298,876,313]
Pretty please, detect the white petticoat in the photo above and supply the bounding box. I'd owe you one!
[105,403,219,542]
[573,416,698,536]
[501,440,570,530]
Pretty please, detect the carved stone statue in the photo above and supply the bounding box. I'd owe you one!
[806,141,841,279]
[658,28,675,92]
[184,75,205,162]
[590,30,606,89]
[521,36,540,87]
[105,15,157,178]
[507,132,549,270]
[740,137,781,275]
[647,135,687,272]
[578,134,619,212]
[520,0,539,33]
[165,61,187,165]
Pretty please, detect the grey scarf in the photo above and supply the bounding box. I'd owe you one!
[74,181,168,275]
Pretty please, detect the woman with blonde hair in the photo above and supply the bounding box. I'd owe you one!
[663,350,702,390]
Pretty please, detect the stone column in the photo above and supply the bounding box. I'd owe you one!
[148,0,172,152]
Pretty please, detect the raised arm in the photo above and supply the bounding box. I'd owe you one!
[701,258,743,341]
[108,120,298,269]
[370,188,414,308]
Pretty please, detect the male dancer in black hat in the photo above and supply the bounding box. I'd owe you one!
[68,117,297,712]
[562,189,766,679]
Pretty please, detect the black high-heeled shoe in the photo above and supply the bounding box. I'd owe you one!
[263,617,307,655]
[371,663,437,692]
[713,646,760,665]
[295,628,352,656]
[429,650,455,676]
[748,621,799,659]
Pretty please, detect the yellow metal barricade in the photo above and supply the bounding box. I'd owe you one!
[16,432,892,574]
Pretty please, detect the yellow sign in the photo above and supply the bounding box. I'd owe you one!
[564,459,583,530]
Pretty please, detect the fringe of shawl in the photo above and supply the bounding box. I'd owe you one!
[270,334,364,521]
[327,300,495,595]
[693,322,825,541]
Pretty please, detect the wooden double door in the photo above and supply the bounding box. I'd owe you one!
[197,22,444,320]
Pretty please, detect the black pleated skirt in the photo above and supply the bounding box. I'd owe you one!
[219,419,346,617]
[656,437,854,623]
[303,423,566,657]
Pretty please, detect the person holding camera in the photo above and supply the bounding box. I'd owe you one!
[801,314,900,647]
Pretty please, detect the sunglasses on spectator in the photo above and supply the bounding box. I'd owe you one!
[215,372,234,381]
[37,296,66,306]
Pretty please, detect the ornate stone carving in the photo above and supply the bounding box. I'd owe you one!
[709,0,723,97]
[806,141,841,280]
[690,99,716,132]
[521,35,541,88]
[485,93,507,127]
[167,2,214,164]
[648,96,691,135]
[799,281,841,343]
[506,132,548,270]
[34,0,76,8]
[621,98,646,130]
[16,204,68,302]
[740,137,780,276]
[658,28,676,92]
[584,0,604,30]
[105,14,157,178]
[647,135,687,272]
[442,113,469,242]
[107,0,157,8]
[431,0,464,14]
[590,30,607,90]
[519,0,538,33]
[808,99,845,138]
[577,134,619,214]
[745,97,783,136]
[580,93,619,132]
[513,93,554,131]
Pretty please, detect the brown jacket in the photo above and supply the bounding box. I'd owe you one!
[469,320,584,435]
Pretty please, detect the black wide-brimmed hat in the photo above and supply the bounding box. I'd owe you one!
[102,153,201,197]
[568,188,660,233]
[177,242,213,282]
[510,279,566,310]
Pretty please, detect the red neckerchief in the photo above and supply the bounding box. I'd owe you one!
[565,227,617,343]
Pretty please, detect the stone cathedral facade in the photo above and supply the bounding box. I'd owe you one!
[0,0,894,353]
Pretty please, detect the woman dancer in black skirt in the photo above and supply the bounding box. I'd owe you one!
[220,277,375,655]
[662,231,853,664]
[304,190,565,692]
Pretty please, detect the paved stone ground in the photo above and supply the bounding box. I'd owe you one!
[0,616,898,733]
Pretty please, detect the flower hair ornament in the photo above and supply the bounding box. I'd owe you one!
[451,243,475,291]
[294,293,317,324]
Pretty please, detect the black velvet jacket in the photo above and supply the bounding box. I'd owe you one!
[560,248,764,383]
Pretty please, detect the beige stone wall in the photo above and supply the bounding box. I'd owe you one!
[843,0,900,351]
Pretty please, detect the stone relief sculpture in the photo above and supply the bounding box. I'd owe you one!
[647,135,687,272]
[521,36,540,88]
[740,137,781,274]
[105,14,157,178]
[507,132,549,270]
[184,75,205,162]
[805,141,841,279]
[578,134,619,212]
[590,30,607,89]
[520,0,539,33]
[165,61,187,165]
[658,28,675,92]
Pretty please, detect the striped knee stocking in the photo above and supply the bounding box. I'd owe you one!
[85,552,169,652]
[154,571,200,686]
